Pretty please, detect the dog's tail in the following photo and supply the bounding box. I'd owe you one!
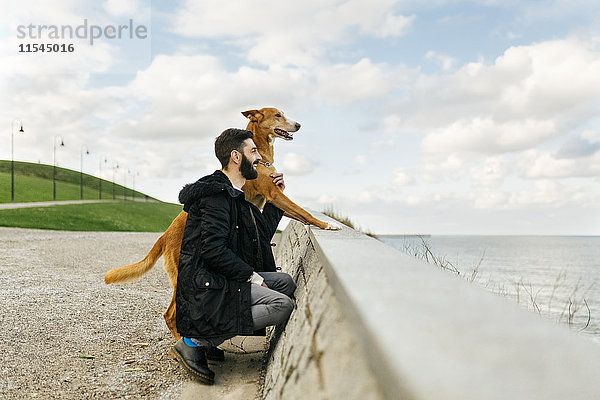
[104,234,165,284]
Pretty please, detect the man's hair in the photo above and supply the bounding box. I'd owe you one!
[214,128,254,169]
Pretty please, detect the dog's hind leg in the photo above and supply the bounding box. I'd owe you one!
[157,213,186,339]
[164,289,180,340]
[162,246,181,340]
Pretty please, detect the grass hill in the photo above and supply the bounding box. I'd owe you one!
[0,160,182,232]
[0,160,155,203]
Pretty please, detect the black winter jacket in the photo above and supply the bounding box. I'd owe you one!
[175,170,284,339]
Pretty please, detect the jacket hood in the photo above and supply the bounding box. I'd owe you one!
[179,170,243,208]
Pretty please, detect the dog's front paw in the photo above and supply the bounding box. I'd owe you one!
[325,222,342,230]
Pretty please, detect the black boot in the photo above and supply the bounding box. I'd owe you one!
[205,346,225,361]
[169,338,215,385]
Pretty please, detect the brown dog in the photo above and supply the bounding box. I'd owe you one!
[104,107,340,339]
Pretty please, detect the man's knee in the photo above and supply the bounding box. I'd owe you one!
[280,273,297,297]
[280,295,294,320]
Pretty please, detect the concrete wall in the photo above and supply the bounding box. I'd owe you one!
[262,217,385,400]
[262,212,600,400]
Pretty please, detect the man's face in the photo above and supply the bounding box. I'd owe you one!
[239,139,261,180]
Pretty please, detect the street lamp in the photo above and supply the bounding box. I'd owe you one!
[131,170,139,201]
[99,155,107,200]
[10,120,24,202]
[53,135,65,201]
[112,163,119,200]
[124,169,131,200]
[80,145,90,200]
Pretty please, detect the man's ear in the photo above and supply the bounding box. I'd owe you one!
[229,149,241,165]
[242,109,263,122]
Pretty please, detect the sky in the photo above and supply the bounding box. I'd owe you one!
[2,0,600,235]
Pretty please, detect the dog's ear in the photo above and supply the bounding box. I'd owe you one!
[242,109,263,122]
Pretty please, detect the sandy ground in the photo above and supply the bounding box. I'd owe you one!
[0,227,270,399]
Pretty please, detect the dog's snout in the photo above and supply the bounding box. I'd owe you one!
[295,122,301,130]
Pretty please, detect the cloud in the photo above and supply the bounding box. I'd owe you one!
[281,152,315,176]
[387,36,600,212]
[170,0,414,67]
[421,154,467,183]
[555,133,600,158]
[425,50,456,71]
[317,194,338,205]
[469,189,509,210]
[520,150,600,179]
[368,12,414,38]
[103,0,141,17]
[376,37,600,208]
[401,38,600,131]
[452,179,594,210]
[106,52,408,143]
[116,54,310,141]
[383,114,403,133]
[393,169,415,185]
[438,13,484,26]
[421,117,557,155]
[0,0,153,165]
[514,0,600,25]
[469,156,509,186]
[357,190,374,203]
[355,155,368,165]
[0,41,119,166]
[172,0,412,40]
[2,0,83,27]
[507,180,593,208]
[2,1,412,202]
[314,58,400,104]
[370,139,395,151]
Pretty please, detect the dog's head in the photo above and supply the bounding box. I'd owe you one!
[242,107,301,141]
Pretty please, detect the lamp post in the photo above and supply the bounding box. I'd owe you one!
[112,163,119,200]
[99,155,107,200]
[53,135,64,201]
[124,169,131,200]
[10,120,24,202]
[80,145,89,200]
[131,170,139,201]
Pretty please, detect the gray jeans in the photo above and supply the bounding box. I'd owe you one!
[191,272,296,348]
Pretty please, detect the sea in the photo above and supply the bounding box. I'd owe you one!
[378,235,600,342]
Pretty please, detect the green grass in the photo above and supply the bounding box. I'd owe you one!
[0,171,118,202]
[0,201,182,232]
[0,160,179,231]
[0,160,153,203]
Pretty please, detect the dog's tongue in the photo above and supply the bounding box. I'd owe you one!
[275,128,293,140]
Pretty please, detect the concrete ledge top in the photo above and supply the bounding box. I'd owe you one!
[297,211,600,400]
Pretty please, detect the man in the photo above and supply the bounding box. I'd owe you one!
[170,128,296,385]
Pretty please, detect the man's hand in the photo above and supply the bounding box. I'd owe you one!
[261,282,269,288]
[270,172,285,191]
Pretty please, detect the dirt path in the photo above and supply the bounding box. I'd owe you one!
[0,228,267,399]
[0,200,116,210]
[0,198,158,210]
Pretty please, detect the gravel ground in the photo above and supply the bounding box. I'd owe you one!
[0,227,269,399]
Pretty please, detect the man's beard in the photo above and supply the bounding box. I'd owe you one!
[240,153,258,180]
